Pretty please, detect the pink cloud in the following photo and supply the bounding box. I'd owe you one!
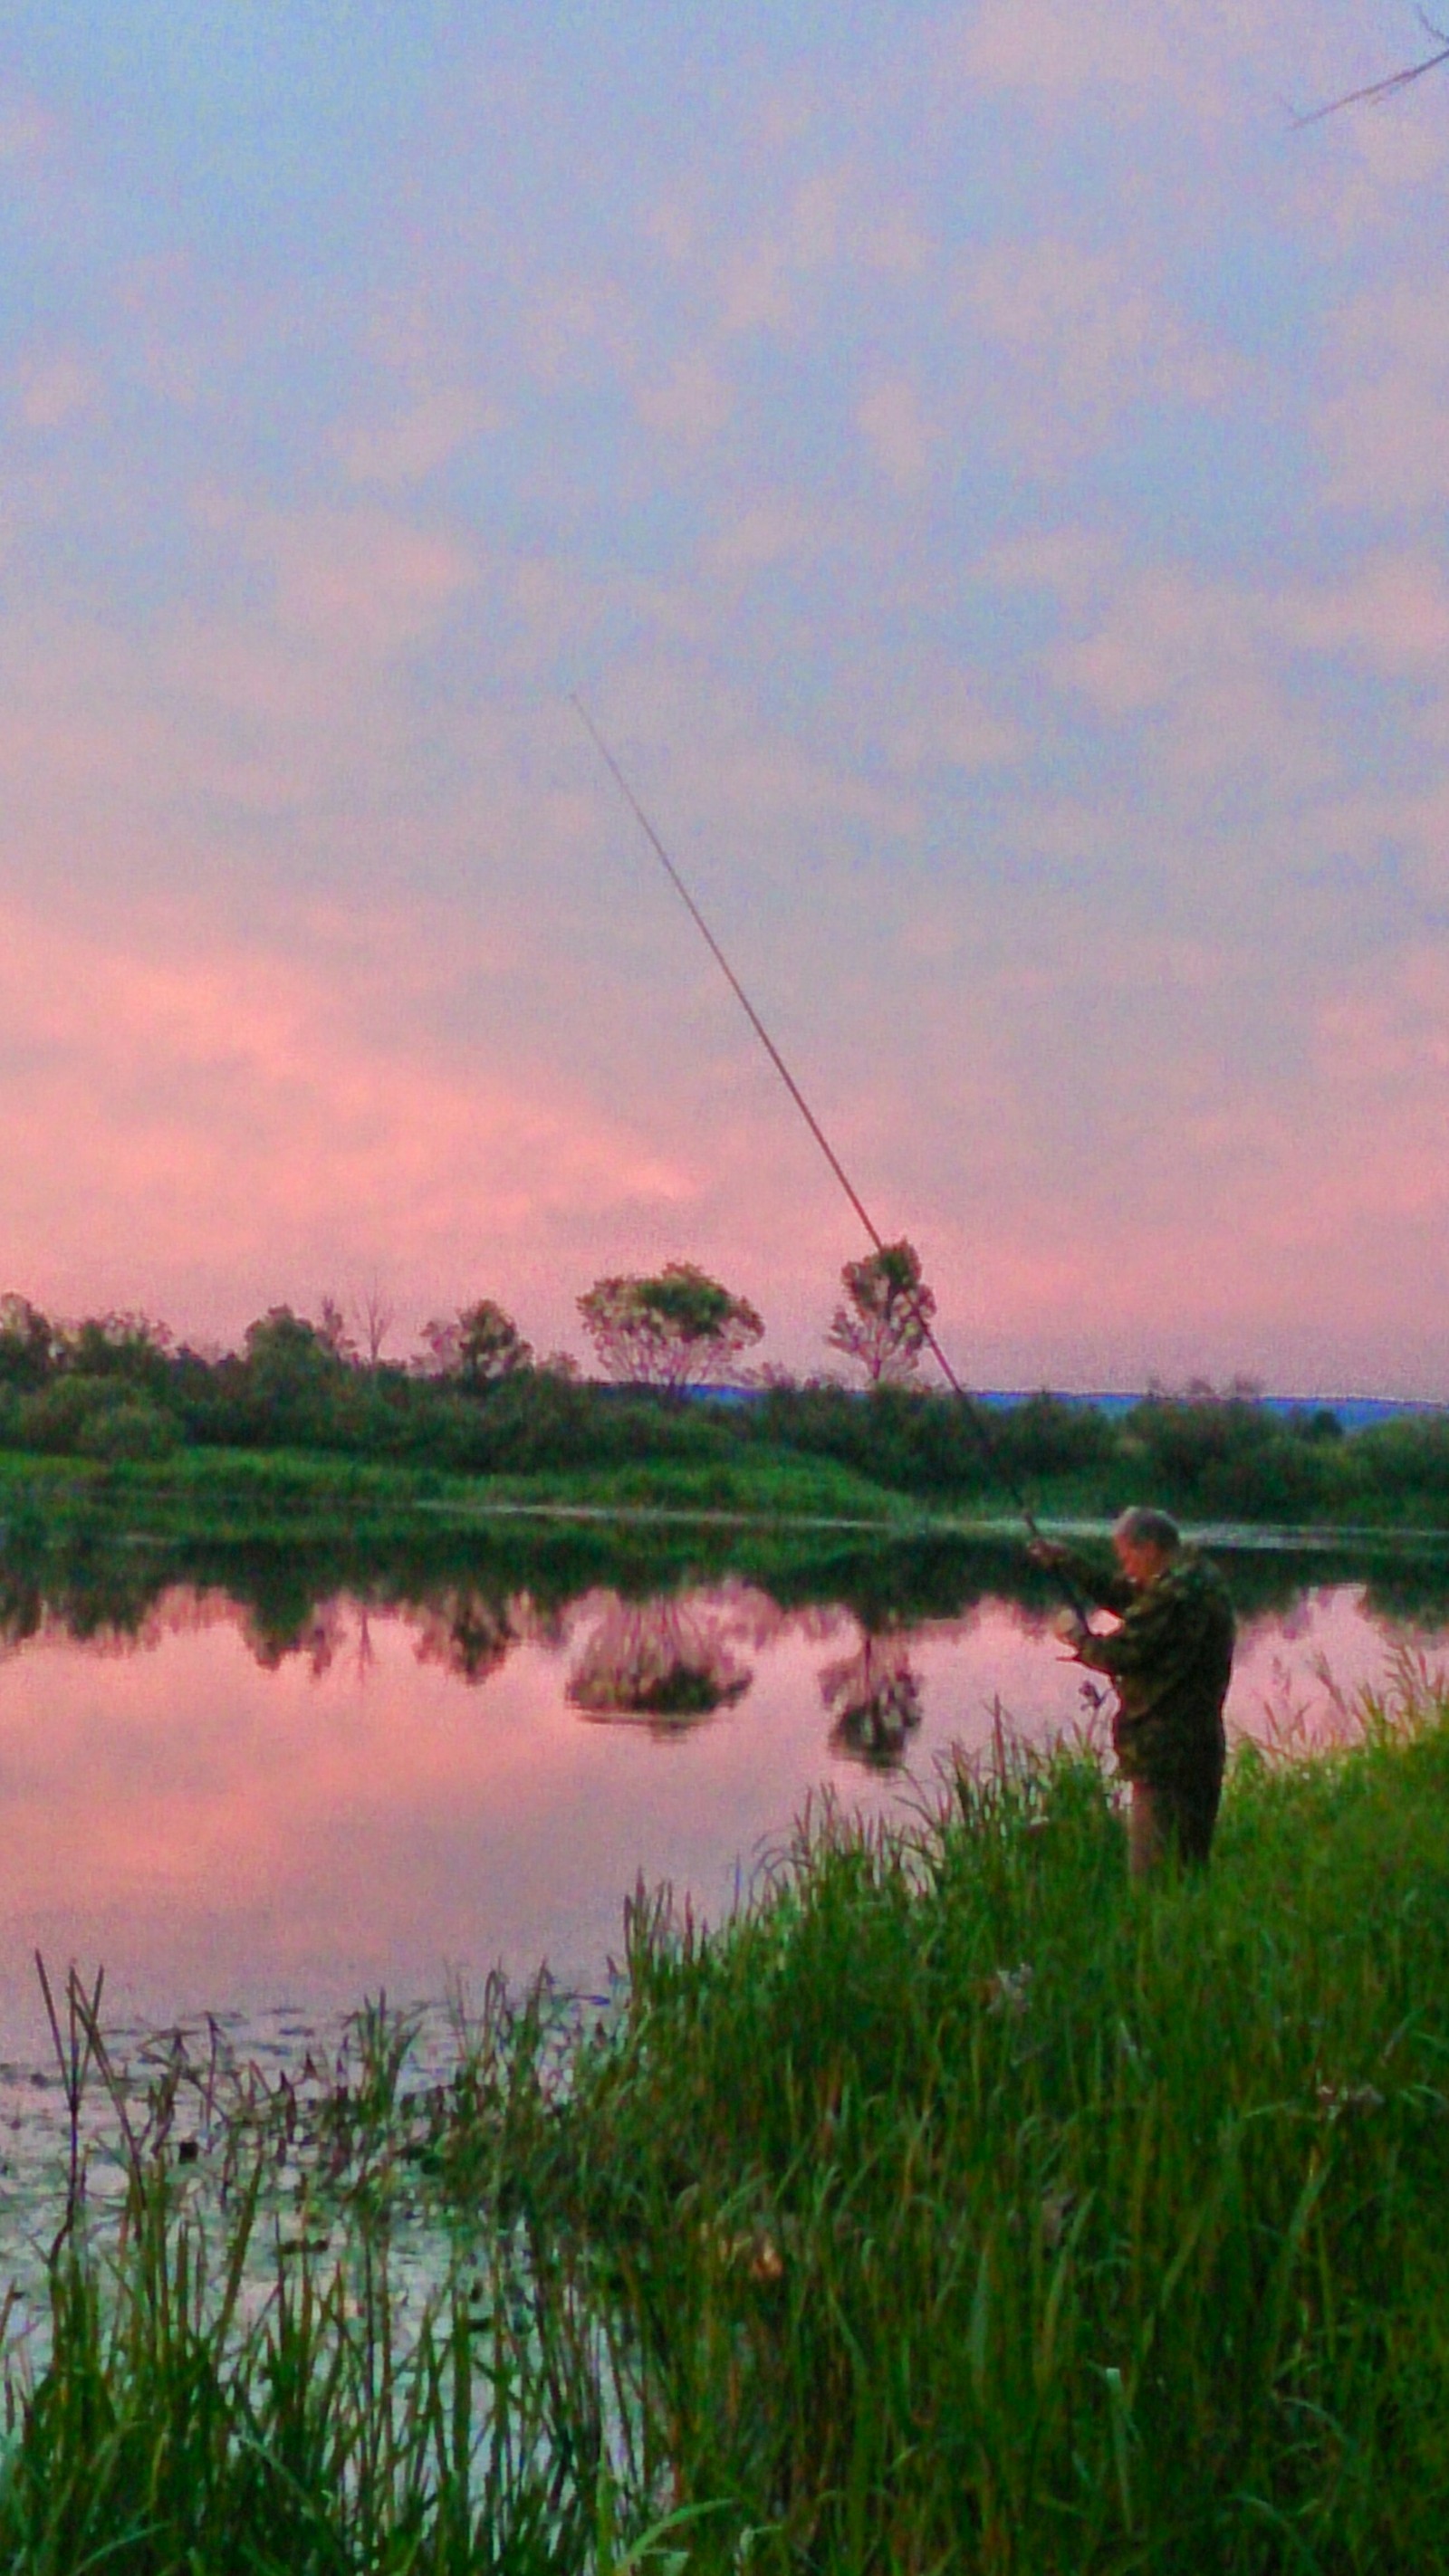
[0,893,696,1344]
[957,238,1238,464]
[337,388,502,487]
[259,505,477,656]
[704,497,821,577]
[942,0,1336,118]
[636,350,734,445]
[1321,281,1449,514]
[950,0,1179,97]
[1281,553,1449,673]
[14,345,97,430]
[716,171,849,338]
[856,378,936,493]
[886,673,1023,774]
[0,84,62,168]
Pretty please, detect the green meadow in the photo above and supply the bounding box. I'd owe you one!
[5,1663,1449,2571]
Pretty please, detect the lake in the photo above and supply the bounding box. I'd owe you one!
[3,1537,1446,2059]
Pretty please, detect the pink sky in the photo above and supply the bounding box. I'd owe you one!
[3,4,1447,1391]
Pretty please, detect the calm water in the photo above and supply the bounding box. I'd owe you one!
[2,1558,1445,2056]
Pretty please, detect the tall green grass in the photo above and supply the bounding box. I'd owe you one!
[5,1665,1449,2569]
[498,1659,1449,2570]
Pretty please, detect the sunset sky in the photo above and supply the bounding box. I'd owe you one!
[3,2,1446,1394]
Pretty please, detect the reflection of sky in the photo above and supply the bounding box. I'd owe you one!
[3,6,1449,1392]
[1,1577,1442,2051]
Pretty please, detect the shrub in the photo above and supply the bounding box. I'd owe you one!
[17,1374,178,1459]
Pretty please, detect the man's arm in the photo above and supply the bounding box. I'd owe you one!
[1074,1577,1196,1678]
[1042,1546,1134,1617]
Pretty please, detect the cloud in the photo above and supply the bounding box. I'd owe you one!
[1050,551,1449,838]
[1320,281,1449,514]
[337,388,501,486]
[14,346,97,431]
[0,894,695,1340]
[0,84,61,168]
[950,0,1179,96]
[716,171,848,337]
[984,527,1119,604]
[943,0,1330,114]
[856,378,936,492]
[636,350,733,445]
[959,237,1236,458]
[244,503,477,659]
[1281,553,1449,674]
[887,674,1023,774]
[704,498,820,577]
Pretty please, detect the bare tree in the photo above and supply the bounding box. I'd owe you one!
[315,1295,358,1365]
[350,1275,398,1367]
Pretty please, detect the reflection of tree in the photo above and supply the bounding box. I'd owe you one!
[244,1598,352,1676]
[568,1596,752,1732]
[412,1588,522,1688]
[820,1631,923,1769]
[0,1569,43,1657]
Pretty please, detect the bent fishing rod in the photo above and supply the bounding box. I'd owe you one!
[571,693,1090,1628]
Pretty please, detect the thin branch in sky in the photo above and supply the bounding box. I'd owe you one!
[1292,13,1449,125]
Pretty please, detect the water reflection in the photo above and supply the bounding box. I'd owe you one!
[0,1544,1445,2053]
[568,1596,752,1731]
[820,1632,924,1768]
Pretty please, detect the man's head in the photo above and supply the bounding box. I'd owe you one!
[1112,1505,1181,1588]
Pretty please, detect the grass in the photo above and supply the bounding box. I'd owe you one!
[0,1442,922,1542]
[5,1668,1449,2568]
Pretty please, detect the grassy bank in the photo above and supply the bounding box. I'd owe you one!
[0,1442,918,1541]
[7,1445,1449,1646]
[5,1670,1449,2569]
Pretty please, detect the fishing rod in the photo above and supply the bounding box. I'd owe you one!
[571,693,1091,1628]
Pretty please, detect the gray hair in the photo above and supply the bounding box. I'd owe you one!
[1113,1506,1181,1554]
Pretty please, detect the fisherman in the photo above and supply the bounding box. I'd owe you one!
[1030,1508,1235,1880]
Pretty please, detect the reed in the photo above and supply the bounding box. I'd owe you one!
[492,1653,1449,2570]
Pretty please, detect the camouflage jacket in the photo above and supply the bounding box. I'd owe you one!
[1065,1549,1235,1790]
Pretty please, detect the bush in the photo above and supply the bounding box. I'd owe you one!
[75,1396,178,1463]
[16,1375,178,1460]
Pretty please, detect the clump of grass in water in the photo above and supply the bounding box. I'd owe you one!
[0,1971,649,2572]
[6,1658,1449,2569]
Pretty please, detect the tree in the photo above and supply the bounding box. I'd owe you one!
[62,1310,174,1393]
[315,1296,359,1365]
[0,1294,57,1391]
[577,1262,764,1392]
[350,1275,397,1366]
[825,1239,936,1387]
[418,1298,533,1389]
[243,1307,347,1403]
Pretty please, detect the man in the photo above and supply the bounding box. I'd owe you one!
[1032,1508,1235,1880]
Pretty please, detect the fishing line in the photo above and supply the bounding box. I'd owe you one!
[571,693,1089,1623]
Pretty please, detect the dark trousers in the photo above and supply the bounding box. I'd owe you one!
[1128,1774,1222,1881]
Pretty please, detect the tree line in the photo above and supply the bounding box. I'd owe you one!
[2,1260,1448,1522]
[0,1240,934,1433]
